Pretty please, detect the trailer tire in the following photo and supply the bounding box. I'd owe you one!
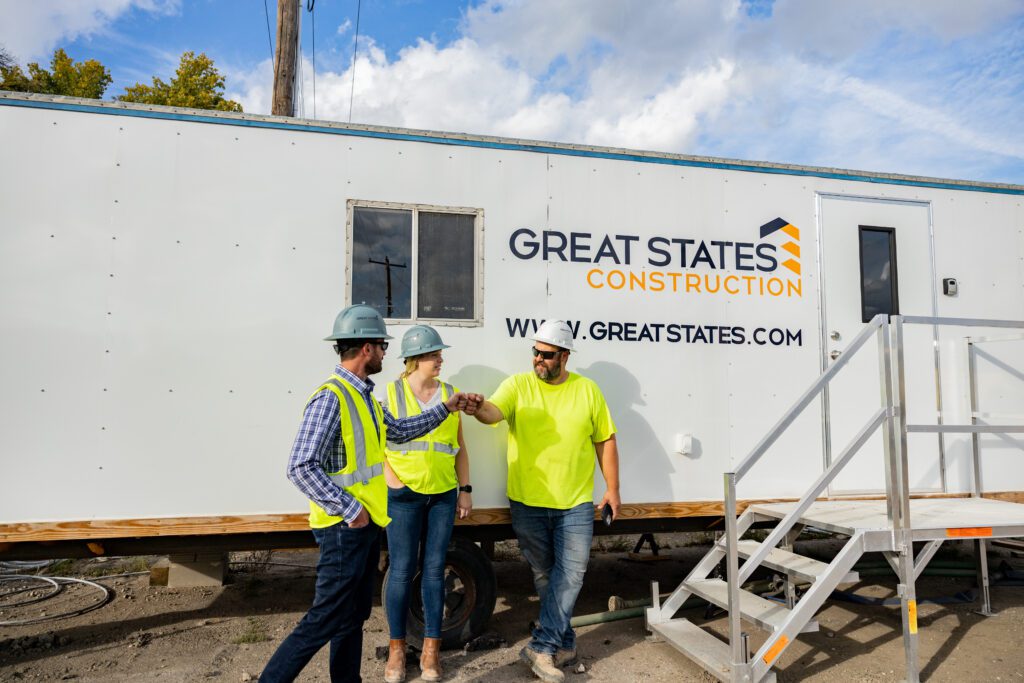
[382,536,496,650]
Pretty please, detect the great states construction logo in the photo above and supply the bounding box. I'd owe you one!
[507,216,803,299]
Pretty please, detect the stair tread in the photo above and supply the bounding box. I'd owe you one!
[649,619,733,682]
[736,540,860,584]
[685,578,791,631]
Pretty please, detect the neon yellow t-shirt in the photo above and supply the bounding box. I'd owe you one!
[489,371,616,509]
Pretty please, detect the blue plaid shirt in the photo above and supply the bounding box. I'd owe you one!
[286,365,451,523]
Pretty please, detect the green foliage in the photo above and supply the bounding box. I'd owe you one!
[118,51,242,112]
[231,617,270,644]
[0,48,111,98]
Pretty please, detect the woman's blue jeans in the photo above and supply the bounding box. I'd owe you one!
[385,486,458,639]
[510,500,594,655]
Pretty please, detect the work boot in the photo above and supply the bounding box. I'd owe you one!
[519,646,565,683]
[419,637,443,682]
[554,647,578,668]
[384,639,406,683]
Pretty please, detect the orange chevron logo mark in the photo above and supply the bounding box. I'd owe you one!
[760,217,801,279]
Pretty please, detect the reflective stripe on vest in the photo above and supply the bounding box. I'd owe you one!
[384,378,460,495]
[385,440,459,455]
[391,381,454,419]
[387,380,457,454]
[325,377,384,486]
[307,374,391,529]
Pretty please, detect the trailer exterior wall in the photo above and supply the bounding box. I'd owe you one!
[1,94,1021,535]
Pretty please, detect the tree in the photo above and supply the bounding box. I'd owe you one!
[0,48,112,99]
[0,45,15,70]
[118,51,242,112]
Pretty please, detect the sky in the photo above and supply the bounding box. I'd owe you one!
[1,0,1023,184]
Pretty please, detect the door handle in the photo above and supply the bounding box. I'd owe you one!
[830,350,842,361]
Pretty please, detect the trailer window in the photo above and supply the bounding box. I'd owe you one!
[858,226,899,323]
[350,204,480,324]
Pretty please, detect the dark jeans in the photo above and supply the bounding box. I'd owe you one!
[510,500,593,655]
[385,486,457,639]
[260,521,379,683]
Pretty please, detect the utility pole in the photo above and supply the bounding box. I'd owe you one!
[368,255,407,317]
[272,0,300,116]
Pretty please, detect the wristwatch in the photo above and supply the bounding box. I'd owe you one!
[458,484,473,493]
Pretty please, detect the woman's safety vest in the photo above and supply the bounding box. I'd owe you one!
[385,378,461,494]
[308,374,391,529]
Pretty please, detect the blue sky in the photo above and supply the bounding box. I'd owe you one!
[2,0,1023,184]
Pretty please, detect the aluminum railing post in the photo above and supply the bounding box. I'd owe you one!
[877,316,899,527]
[890,315,920,683]
[967,340,983,498]
[723,472,747,681]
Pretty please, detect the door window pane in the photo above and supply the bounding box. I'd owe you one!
[417,212,475,319]
[859,226,899,323]
[352,208,412,319]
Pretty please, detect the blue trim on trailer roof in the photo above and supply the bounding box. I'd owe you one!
[6,96,1024,196]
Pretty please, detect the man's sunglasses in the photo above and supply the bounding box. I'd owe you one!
[371,341,389,351]
[532,347,560,360]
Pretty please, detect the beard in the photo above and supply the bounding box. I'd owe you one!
[367,357,383,375]
[534,358,562,382]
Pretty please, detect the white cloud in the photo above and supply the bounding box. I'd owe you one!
[0,0,180,62]
[9,0,1022,182]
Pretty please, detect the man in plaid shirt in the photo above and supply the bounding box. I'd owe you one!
[261,305,480,682]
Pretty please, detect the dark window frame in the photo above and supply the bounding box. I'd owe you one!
[857,225,900,323]
[347,200,484,327]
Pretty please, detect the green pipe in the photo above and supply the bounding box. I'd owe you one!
[577,579,777,627]
[854,560,980,570]
[570,605,649,627]
[856,567,980,577]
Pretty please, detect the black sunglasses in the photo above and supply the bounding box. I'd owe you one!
[371,341,389,351]
[532,347,560,360]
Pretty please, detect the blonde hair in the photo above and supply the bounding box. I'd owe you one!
[400,357,419,379]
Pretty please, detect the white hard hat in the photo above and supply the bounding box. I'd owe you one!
[531,319,575,351]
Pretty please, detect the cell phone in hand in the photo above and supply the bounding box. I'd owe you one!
[601,502,613,527]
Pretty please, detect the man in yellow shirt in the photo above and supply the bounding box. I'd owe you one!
[472,320,620,683]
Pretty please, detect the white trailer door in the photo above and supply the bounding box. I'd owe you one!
[819,194,944,494]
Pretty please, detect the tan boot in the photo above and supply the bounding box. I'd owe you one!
[384,638,406,683]
[519,647,565,683]
[419,637,443,682]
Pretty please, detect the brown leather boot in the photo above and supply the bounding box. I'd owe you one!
[384,638,406,683]
[419,637,443,682]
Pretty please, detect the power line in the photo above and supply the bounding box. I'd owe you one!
[262,0,275,63]
[349,0,362,123]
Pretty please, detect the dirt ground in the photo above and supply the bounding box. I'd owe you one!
[2,534,1023,682]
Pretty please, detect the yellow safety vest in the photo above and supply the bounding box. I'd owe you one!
[308,374,391,529]
[385,378,461,495]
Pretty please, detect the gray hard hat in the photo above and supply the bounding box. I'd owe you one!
[401,325,450,359]
[324,304,392,341]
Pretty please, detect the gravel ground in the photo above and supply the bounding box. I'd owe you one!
[1,535,1023,682]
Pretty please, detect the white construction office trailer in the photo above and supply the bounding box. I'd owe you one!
[1,93,1022,669]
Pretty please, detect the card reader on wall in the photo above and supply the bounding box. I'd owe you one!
[942,278,958,296]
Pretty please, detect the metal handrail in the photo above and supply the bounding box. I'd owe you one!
[732,314,887,480]
[724,314,890,669]
[721,313,1023,675]
[736,408,887,584]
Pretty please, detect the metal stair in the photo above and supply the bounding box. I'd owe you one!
[648,525,865,682]
[645,315,1024,682]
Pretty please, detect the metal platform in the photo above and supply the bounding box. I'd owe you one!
[646,316,1024,683]
[750,498,1024,548]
